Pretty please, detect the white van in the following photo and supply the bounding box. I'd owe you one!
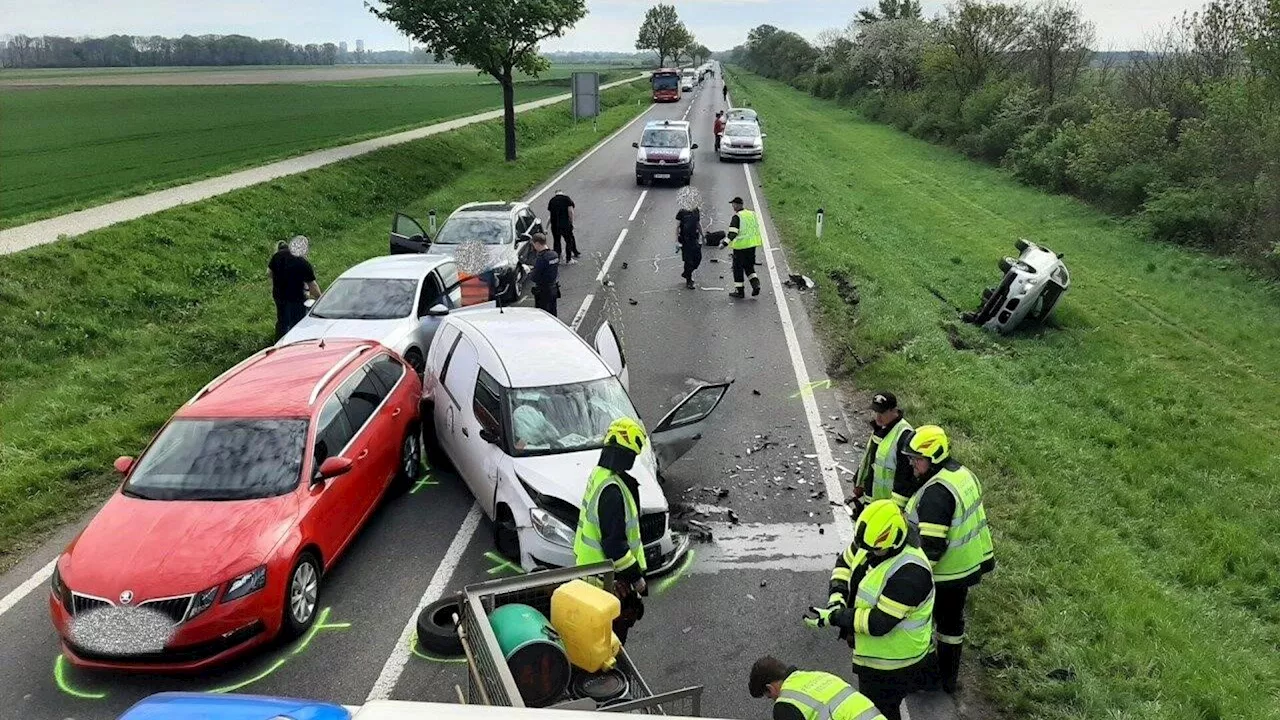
[680,69,696,91]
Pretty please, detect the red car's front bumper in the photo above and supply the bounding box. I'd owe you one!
[49,587,282,672]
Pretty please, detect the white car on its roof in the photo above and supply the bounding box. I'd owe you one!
[278,254,468,375]
[422,308,730,574]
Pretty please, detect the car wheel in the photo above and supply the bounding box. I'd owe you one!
[392,424,422,494]
[998,258,1014,274]
[416,597,464,657]
[494,504,521,563]
[421,410,454,472]
[636,176,647,186]
[1015,239,1030,252]
[282,552,321,639]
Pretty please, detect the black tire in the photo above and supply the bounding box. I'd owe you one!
[998,258,1014,274]
[281,552,321,640]
[421,409,454,473]
[392,424,422,494]
[404,348,425,377]
[1015,239,1030,252]
[416,597,464,657]
[494,504,521,563]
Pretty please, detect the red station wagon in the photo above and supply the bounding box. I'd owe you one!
[49,340,423,671]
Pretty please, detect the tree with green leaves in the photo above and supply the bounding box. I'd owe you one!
[636,4,692,67]
[857,0,923,25]
[368,0,586,161]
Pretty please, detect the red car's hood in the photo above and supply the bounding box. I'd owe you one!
[61,492,299,600]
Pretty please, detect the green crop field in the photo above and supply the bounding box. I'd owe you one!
[0,77,649,570]
[730,70,1280,720]
[0,66,635,227]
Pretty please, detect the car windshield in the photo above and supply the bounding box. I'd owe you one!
[641,129,688,149]
[310,277,416,320]
[724,124,759,137]
[508,378,639,456]
[652,75,678,90]
[124,419,307,501]
[434,216,510,245]
[728,110,757,122]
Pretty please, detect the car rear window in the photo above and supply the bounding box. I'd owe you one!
[124,419,307,501]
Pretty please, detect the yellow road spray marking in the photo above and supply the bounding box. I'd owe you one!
[54,655,106,699]
[484,551,525,576]
[408,632,467,663]
[655,550,697,595]
[790,379,831,398]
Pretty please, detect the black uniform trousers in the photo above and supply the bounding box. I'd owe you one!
[533,283,559,317]
[855,656,933,720]
[933,583,969,692]
[731,246,758,286]
[551,222,578,258]
[274,300,307,341]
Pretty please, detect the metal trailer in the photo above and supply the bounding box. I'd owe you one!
[457,564,703,715]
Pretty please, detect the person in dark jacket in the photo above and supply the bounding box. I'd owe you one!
[528,233,560,317]
[675,191,704,289]
[268,235,321,341]
[547,190,579,263]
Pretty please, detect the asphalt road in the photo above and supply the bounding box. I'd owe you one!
[0,72,960,720]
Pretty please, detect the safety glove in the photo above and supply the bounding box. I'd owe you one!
[803,605,835,629]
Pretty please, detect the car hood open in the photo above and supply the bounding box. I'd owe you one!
[511,449,666,514]
[61,492,300,600]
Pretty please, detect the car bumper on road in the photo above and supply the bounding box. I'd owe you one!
[636,163,693,183]
[50,591,277,672]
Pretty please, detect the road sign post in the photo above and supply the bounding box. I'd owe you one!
[571,71,601,127]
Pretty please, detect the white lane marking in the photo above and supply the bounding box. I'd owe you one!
[571,226,631,332]
[596,228,629,284]
[629,190,648,222]
[527,102,655,204]
[366,504,482,701]
[570,293,596,331]
[743,164,854,547]
[0,558,55,618]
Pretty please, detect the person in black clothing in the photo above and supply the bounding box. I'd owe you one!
[546,190,579,263]
[268,236,321,341]
[722,83,729,103]
[528,233,560,317]
[675,195,704,289]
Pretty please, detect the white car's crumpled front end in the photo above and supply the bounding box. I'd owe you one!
[506,448,689,576]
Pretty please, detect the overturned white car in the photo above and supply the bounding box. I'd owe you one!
[963,239,1071,334]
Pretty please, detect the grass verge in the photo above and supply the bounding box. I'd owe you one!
[729,69,1280,720]
[0,67,635,228]
[0,78,649,570]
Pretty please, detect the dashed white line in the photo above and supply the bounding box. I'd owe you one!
[527,98,655,204]
[628,190,648,222]
[570,293,597,331]
[0,559,55,618]
[366,504,482,701]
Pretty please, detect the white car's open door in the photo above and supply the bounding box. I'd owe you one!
[650,381,732,471]
[593,321,629,390]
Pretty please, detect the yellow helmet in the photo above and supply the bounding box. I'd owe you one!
[854,500,908,553]
[603,417,646,455]
[905,424,950,464]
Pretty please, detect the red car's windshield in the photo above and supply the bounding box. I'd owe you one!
[124,419,307,501]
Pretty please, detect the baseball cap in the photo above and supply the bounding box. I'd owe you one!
[729,196,744,205]
[748,657,794,698]
[871,391,898,413]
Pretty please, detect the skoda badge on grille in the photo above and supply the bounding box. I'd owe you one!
[119,590,133,605]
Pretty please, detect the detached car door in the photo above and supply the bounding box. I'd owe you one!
[649,381,733,471]
[390,213,430,255]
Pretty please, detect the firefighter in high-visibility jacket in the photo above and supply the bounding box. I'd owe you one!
[900,425,995,695]
[721,196,763,298]
[749,656,887,720]
[573,417,649,644]
[853,392,914,511]
[806,501,935,720]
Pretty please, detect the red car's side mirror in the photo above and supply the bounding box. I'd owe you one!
[114,456,135,475]
[317,456,354,480]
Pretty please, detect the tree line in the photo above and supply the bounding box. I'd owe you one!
[635,3,711,67]
[732,0,1280,276]
[0,34,450,68]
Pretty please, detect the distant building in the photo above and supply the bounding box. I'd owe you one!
[356,39,364,53]
[339,41,348,53]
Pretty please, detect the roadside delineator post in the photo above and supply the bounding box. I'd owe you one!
[816,208,824,239]
[428,210,437,236]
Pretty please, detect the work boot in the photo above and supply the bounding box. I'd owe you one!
[750,277,761,296]
[937,643,962,695]
[730,288,745,299]
[686,279,696,289]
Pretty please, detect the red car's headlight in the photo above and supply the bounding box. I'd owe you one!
[186,585,220,621]
[221,565,268,604]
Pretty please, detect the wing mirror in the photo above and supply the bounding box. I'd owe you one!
[317,456,353,480]
[479,427,500,445]
[427,303,450,317]
[114,456,134,475]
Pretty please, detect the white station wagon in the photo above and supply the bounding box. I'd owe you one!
[421,308,730,574]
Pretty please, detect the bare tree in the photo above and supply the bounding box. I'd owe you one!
[1025,0,1095,104]
[936,0,1030,91]
[1182,0,1252,81]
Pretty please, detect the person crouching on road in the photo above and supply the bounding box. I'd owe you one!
[573,417,649,644]
[676,193,704,289]
[268,235,321,341]
[808,500,935,720]
[853,392,914,511]
[722,196,763,298]
[529,233,560,317]
[750,657,887,720]
[899,425,995,695]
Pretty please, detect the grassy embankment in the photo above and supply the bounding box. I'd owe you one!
[0,66,636,227]
[730,70,1280,720]
[0,78,649,569]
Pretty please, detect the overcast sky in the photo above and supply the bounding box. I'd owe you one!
[0,0,1205,53]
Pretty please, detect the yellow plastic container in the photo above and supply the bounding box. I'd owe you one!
[551,579,622,672]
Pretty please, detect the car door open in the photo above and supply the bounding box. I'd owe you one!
[390,212,430,255]
[650,381,732,471]
[593,321,629,390]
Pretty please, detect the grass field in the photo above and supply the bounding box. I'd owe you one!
[729,70,1280,720]
[0,66,635,227]
[0,78,650,570]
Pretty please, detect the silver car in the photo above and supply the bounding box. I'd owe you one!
[964,239,1071,334]
[726,108,761,127]
[278,255,466,374]
[718,121,765,162]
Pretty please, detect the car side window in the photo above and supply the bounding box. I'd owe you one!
[417,273,446,317]
[338,365,388,436]
[473,368,503,437]
[315,394,355,467]
[369,353,405,392]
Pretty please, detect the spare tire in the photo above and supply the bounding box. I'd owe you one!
[417,597,464,657]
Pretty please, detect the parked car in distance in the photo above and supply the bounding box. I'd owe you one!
[421,308,730,574]
[389,203,543,303]
[634,120,697,186]
[680,70,696,91]
[50,340,423,671]
[278,255,468,375]
[718,121,765,162]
